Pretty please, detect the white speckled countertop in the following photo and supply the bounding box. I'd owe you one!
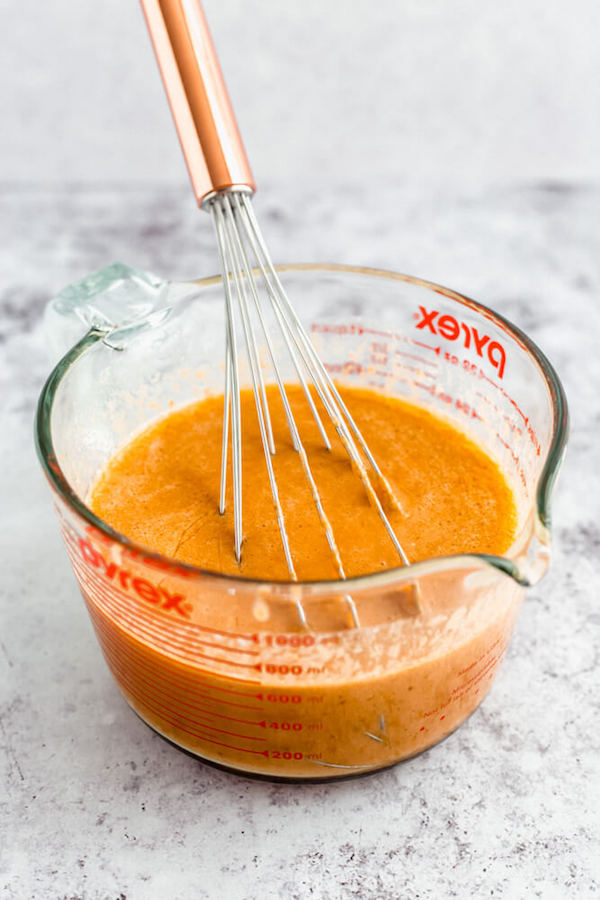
[1,180,599,898]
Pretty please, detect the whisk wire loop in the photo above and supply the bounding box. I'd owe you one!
[140,1,410,630]
[211,201,243,562]
[239,194,411,567]
[209,190,411,628]
[231,194,332,453]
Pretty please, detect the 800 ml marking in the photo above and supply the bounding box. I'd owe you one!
[259,663,323,676]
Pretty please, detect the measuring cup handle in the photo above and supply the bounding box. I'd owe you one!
[44,263,177,363]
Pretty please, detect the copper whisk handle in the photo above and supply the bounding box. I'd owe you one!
[140,0,256,206]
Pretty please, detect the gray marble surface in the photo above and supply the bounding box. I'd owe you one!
[1,179,599,898]
[4,1,600,185]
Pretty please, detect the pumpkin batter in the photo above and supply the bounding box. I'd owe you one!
[91,386,515,578]
[84,386,520,777]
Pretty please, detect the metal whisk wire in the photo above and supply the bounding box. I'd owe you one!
[141,0,413,628]
[209,190,410,627]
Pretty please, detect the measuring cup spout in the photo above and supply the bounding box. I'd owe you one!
[44,263,191,362]
[492,512,551,588]
[513,536,552,588]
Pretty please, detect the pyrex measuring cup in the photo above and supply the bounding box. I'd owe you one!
[36,263,568,780]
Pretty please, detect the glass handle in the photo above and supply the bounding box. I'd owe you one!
[44,263,177,362]
[515,519,552,587]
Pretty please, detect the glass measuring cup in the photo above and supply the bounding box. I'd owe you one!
[35,263,568,780]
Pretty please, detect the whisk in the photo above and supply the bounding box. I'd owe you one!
[141,0,411,624]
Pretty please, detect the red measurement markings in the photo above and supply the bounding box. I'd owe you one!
[413,305,507,379]
[107,653,266,742]
[476,392,523,438]
[89,609,262,701]
[264,693,303,703]
[268,751,304,760]
[457,637,501,678]
[192,739,270,757]
[260,634,339,648]
[77,575,176,646]
[374,371,401,381]
[90,622,278,754]
[494,432,527,488]
[202,682,263,699]
[323,361,363,376]
[92,624,262,732]
[413,381,430,393]
[361,327,394,339]
[134,673,265,729]
[137,696,271,756]
[69,551,262,671]
[174,637,257,657]
[69,550,162,636]
[388,361,435,379]
[419,638,507,730]
[451,637,505,702]
[429,350,539,459]
[395,349,438,369]
[116,686,271,759]
[454,397,482,421]
[370,334,441,358]
[261,663,316,676]
[439,351,488,384]
[414,381,444,397]
[61,525,257,642]
[84,599,260,701]
[87,603,264,705]
[267,721,303,731]
[311,323,410,344]
[262,634,314,648]
[78,566,260,669]
[310,323,371,336]
[91,625,265,727]
[71,534,191,617]
[409,338,440,354]
[477,391,499,414]
[452,649,505,702]
[477,371,540,456]
[413,382,484,421]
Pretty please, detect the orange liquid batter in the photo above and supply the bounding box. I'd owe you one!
[91,386,515,579]
[85,386,519,778]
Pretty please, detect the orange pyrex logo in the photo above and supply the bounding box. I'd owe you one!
[414,305,507,379]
